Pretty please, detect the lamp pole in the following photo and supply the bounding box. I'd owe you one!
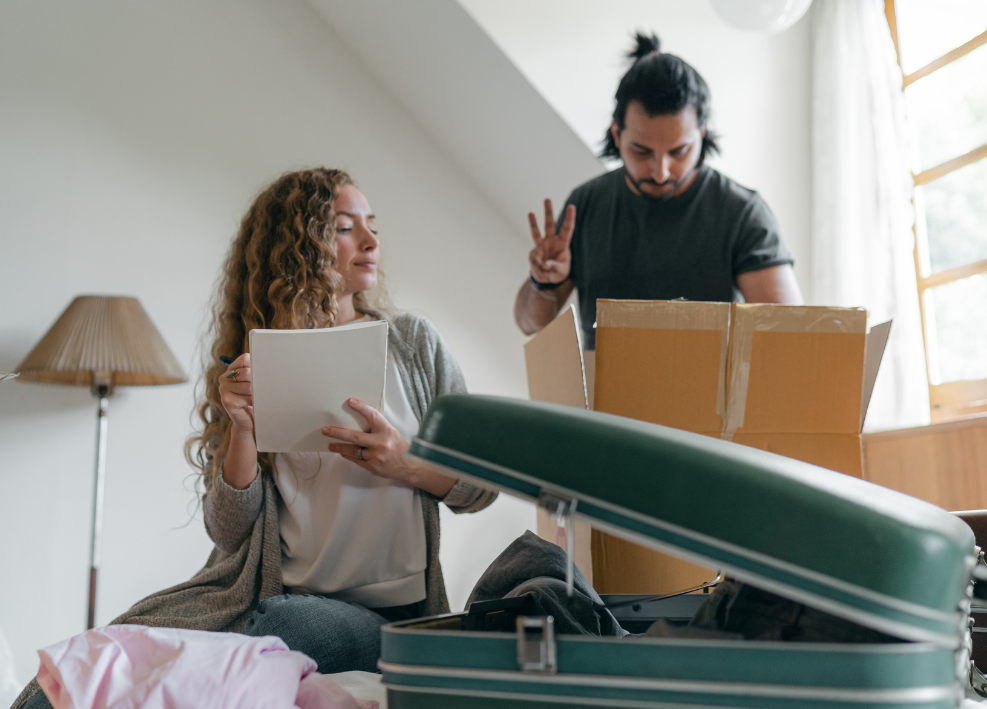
[15,296,187,630]
[87,384,110,630]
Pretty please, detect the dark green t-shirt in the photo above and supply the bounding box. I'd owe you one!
[565,165,794,348]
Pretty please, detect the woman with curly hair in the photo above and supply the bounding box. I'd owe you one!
[195,167,497,672]
[13,167,494,708]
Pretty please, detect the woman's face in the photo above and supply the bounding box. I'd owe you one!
[333,184,379,296]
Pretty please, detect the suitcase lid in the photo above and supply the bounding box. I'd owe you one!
[409,395,976,647]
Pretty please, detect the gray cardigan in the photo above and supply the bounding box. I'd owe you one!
[11,313,496,709]
[202,311,497,614]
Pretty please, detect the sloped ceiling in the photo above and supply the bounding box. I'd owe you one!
[306,0,602,231]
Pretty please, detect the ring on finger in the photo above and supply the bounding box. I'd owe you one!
[226,370,239,382]
[357,446,366,461]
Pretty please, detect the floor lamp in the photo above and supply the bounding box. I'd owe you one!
[15,296,186,629]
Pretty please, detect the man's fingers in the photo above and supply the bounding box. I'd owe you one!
[530,248,546,269]
[544,198,556,238]
[527,212,543,245]
[559,204,576,244]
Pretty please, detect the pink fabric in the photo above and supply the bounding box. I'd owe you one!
[36,625,378,709]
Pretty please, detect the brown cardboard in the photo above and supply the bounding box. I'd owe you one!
[591,530,717,594]
[725,305,868,438]
[524,303,587,410]
[592,300,727,590]
[861,321,892,429]
[525,301,884,595]
[595,300,730,435]
[593,301,879,593]
[583,350,596,411]
[523,304,593,585]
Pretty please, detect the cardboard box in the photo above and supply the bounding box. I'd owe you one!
[523,304,595,586]
[525,300,889,595]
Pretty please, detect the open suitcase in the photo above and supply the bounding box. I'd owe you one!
[380,395,981,708]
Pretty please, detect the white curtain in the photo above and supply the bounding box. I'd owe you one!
[811,0,930,431]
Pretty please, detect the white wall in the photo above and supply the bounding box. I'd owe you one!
[309,0,604,224]
[0,0,548,685]
[459,0,814,295]
[0,0,815,689]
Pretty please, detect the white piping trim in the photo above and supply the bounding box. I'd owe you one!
[384,683,742,709]
[379,661,959,702]
[385,621,950,656]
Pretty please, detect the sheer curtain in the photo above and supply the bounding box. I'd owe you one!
[811,0,930,431]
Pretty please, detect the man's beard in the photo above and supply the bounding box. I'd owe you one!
[625,164,699,201]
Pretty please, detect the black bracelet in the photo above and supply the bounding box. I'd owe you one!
[529,274,567,291]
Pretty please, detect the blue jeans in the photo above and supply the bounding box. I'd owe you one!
[242,594,414,674]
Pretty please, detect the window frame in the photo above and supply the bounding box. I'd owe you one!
[885,0,987,422]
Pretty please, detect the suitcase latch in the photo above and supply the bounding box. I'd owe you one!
[516,616,557,674]
[538,491,578,596]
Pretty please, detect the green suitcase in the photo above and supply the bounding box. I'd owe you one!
[380,395,981,708]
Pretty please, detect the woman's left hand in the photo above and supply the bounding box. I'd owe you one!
[323,398,456,497]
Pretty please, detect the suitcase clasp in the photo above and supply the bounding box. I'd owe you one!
[516,616,557,674]
[538,491,578,597]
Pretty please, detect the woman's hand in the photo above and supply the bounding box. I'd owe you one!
[528,198,575,286]
[218,353,254,434]
[324,398,457,498]
[218,353,259,490]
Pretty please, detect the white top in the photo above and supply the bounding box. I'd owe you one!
[274,334,427,608]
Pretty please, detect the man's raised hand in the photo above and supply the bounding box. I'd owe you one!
[528,198,575,286]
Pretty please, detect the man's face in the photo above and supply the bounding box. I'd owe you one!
[611,101,705,199]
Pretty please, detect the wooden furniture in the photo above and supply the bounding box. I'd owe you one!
[863,414,987,511]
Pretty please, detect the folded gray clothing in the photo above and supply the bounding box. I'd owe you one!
[466,531,627,637]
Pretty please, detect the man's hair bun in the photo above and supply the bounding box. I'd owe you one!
[602,30,720,163]
[627,31,661,62]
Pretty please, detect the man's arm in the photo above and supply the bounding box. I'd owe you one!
[514,278,576,335]
[514,199,577,335]
[736,264,803,304]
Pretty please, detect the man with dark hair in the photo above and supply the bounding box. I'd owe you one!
[515,33,803,348]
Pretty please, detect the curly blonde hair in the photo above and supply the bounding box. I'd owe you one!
[187,167,392,489]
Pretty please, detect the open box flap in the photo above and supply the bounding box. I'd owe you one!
[524,304,588,410]
[860,320,892,431]
[410,394,974,647]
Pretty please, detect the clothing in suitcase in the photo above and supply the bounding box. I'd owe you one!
[380,394,980,708]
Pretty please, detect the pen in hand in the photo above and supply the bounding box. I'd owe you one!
[220,355,239,379]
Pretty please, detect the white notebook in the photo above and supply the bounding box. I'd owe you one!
[249,320,388,453]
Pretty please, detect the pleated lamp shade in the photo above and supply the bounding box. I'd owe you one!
[16,295,187,387]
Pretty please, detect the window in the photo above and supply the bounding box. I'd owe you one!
[886,0,987,422]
